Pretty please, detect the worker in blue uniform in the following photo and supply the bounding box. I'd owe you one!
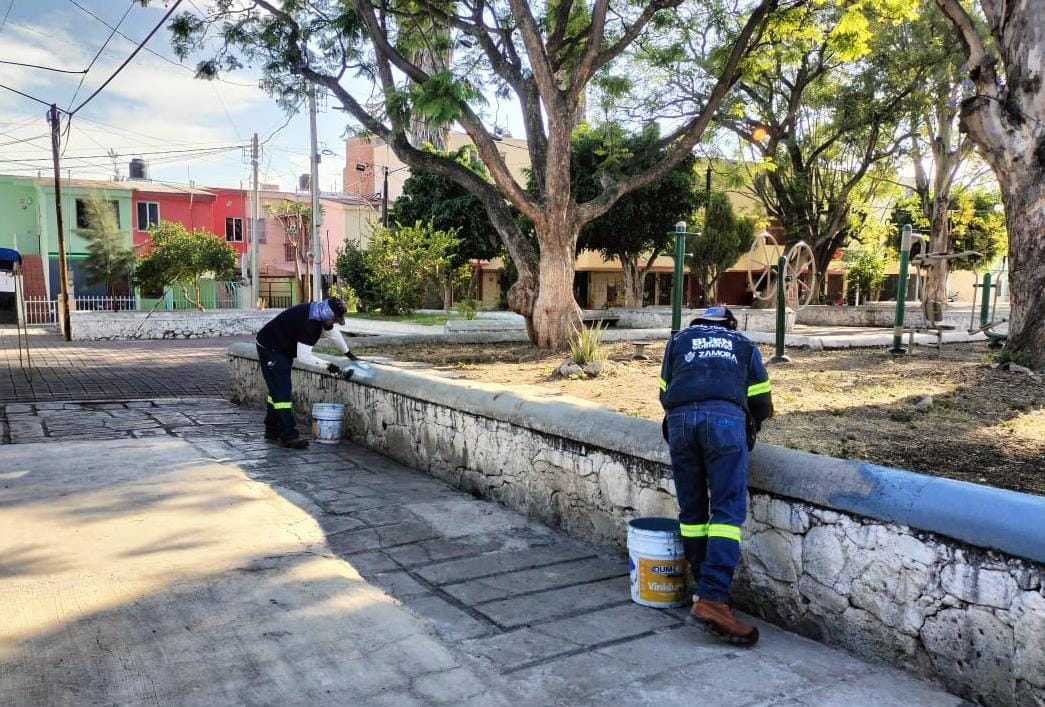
[255,297,356,449]
[659,306,772,645]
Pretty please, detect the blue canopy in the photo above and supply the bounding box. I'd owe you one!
[0,247,22,273]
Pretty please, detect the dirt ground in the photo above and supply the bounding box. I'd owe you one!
[359,340,1045,496]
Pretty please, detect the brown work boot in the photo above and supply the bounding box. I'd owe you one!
[279,437,309,450]
[691,597,759,646]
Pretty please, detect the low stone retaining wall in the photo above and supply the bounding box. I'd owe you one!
[606,306,792,332]
[796,303,970,328]
[227,343,1043,706]
[71,309,278,340]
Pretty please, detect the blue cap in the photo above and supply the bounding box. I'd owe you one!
[698,306,730,321]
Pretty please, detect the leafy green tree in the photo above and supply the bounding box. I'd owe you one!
[842,234,891,303]
[134,221,238,311]
[891,190,1006,272]
[391,146,501,267]
[933,0,1045,367]
[572,124,701,307]
[686,193,756,305]
[265,199,313,301]
[77,194,134,297]
[170,0,787,347]
[335,221,464,315]
[717,0,921,295]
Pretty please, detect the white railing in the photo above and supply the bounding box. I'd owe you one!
[22,291,242,325]
[24,297,57,326]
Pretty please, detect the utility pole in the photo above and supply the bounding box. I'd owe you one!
[251,132,260,308]
[381,165,389,228]
[308,84,323,301]
[48,104,72,341]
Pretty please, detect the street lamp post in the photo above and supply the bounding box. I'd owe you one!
[671,221,693,336]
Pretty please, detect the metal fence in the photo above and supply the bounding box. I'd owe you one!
[22,293,242,326]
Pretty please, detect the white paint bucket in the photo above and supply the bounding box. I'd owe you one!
[627,517,690,608]
[311,403,344,444]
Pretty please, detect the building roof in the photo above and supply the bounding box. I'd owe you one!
[1,173,215,197]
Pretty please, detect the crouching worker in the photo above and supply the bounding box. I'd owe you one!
[255,297,357,449]
[659,306,772,645]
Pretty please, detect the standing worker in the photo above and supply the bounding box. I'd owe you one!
[255,297,357,449]
[659,306,772,646]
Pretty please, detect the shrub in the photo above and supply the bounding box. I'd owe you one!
[454,298,479,320]
[569,322,608,365]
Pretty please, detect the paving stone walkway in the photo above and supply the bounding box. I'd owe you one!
[0,327,250,402]
[0,400,966,705]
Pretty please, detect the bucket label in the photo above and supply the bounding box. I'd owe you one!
[637,556,687,604]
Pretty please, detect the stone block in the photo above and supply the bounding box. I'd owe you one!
[850,559,931,634]
[405,595,493,642]
[597,460,633,508]
[411,666,487,704]
[839,607,919,664]
[415,542,594,585]
[921,607,1015,707]
[474,577,630,628]
[747,529,799,583]
[1013,591,1045,689]
[798,575,850,615]
[442,556,625,605]
[802,525,846,586]
[531,603,678,646]
[895,534,939,567]
[940,564,1020,610]
[460,627,577,670]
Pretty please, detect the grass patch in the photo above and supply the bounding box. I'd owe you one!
[346,312,455,326]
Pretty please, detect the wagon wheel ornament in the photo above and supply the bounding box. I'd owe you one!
[784,240,818,310]
[746,231,779,301]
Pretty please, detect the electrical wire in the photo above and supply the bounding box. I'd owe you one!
[0,81,52,108]
[69,0,185,116]
[0,0,13,36]
[65,0,257,89]
[0,59,87,74]
[66,1,135,112]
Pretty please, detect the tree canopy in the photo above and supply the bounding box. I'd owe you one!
[77,194,134,297]
[134,222,238,311]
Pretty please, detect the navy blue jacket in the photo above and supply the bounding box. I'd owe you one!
[659,324,772,427]
[256,304,324,359]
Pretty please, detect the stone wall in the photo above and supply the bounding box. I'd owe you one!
[71,310,278,340]
[606,306,792,332]
[796,303,970,328]
[227,343,1044,706]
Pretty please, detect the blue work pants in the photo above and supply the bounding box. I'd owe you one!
[666,400,749,603]
[256,344,299,440]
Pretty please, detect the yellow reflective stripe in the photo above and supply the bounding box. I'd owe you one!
[708,523,742,542]
[680,522,709,538]
[272,401,293,410]
[659,377,668,391]
[747,381,771,397]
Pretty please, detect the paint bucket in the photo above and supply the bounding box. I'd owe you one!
[627,517,690,608]
[311,403,344,444]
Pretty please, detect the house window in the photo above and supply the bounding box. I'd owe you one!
[284,242,295,261]
[225,217,243,242]
[256,218,267,244]
[75,199,120,229]
[136,201,160,230]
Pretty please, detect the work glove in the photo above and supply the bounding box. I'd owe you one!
[745,414,758,451]
[326,362,355,381]
[345,350,360,361]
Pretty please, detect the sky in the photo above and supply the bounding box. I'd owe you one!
[0,0,432,194]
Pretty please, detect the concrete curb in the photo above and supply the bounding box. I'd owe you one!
[229,342,1045,564]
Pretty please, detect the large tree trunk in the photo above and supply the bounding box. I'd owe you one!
[1000,177,1045,362]
[530,231,581,348]
[620,258,646,308]
[923,196,951,322]
[935,0,1045,368]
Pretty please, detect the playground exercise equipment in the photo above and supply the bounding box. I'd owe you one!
[968,261,1009,348]
[0,247,32,376]
[769,256,791,364]
[748,232,818,310]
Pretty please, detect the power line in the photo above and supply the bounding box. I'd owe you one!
[65,0,257,89]
[67,1,135,111]
[0,144,246,163]
[0,59,87,74]
[70,0,185,116]
[0,81,53,108]
[0,0,13,36]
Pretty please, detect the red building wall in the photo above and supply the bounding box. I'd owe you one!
[19,254,47,299]
[209,187,249,255]
[131,191,217,251]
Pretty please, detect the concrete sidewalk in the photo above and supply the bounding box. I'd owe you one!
[0,400,965,705]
